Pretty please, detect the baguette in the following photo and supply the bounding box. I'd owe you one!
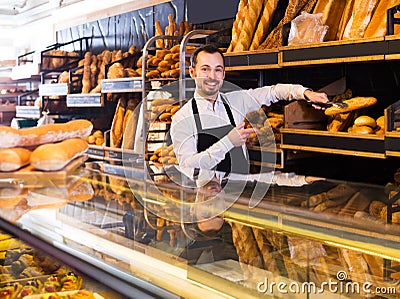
[312,0,347,41]
[234,0,264,52]
[324,97,377,116]
[0,148,31,171]
[227,0,248,52]
[249,0,279,50]
[343,0,380,39]
[111,98,126,148]
[336,0,355,40]
[30,138,88,171]
[0,119,93,149]
[364,0,400,38]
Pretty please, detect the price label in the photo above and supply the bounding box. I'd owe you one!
[67,94,103,107]
[101,78,142,93]
[39,83,69,96]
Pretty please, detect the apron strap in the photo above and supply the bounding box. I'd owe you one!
[191,95,237,131]
[220,94,237,127]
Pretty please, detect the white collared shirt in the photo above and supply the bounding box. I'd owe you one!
[171,83,308,170]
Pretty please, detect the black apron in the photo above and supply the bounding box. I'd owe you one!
[191,96,249,174]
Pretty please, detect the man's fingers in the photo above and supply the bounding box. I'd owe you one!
[236,122,245,129]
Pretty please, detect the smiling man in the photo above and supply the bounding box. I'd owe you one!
[171,44,328,176]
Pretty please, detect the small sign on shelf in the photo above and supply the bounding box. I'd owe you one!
[101,77,142,93]
[39,83,69,96]
[66,93,103,107]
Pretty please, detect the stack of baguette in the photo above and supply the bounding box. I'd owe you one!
[228,0,400,52]
[0,119,92,172]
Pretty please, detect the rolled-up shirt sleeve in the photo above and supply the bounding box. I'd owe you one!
[171,104,234,170]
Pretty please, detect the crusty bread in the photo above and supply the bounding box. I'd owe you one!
[258,0,318,49]
[0,148,31,171]
[81,52,92,94]
[111,98,126,148]
[249,0,279,50]
[155,20,164,49]
[227,0,249,52]
[336,0,355,40]
[343,0,380,39]
[30,138,88,171]
[234,0,264,52]
[364,0,400,38]
[312,0,347,41]
[0,119,93,149]
[353,115,376,128]
[324,97,377,116]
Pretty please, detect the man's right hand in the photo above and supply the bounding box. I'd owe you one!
[227,122,254,147]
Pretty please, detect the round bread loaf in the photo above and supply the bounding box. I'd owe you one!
[354,115,376,128]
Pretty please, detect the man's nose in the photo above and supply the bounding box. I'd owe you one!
[207,69,216,79]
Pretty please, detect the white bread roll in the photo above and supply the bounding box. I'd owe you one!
[0,148,31,171]
[30,138,88,171]
[0,119,92,149]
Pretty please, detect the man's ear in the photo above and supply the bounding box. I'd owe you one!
[189,66,195,78]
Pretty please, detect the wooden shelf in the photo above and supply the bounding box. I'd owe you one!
[224,36,395,70]
[280,128,386,159]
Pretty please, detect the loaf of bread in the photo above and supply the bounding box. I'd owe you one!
[249,0,279,50]
[227,0,248,52]
[312,0,347,41]
[335,0,355,40]
[30,138,88,171]
[111,98,126,148]
[364,0,400,38]
[0,148,31,171]
[324,97,377,116]
[0,119,93,149]
[343,0,380,39]
[234,0,264,52]
[81,52,92,94]
[155,21,164,49]
[258,0,318,50]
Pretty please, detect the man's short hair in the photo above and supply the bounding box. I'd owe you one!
[190,44,225,68]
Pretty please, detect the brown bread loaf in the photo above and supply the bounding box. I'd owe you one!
[0,119,92,148]
[30,138,88,171]
[249,0,279,50]
[227,0,249,52]
[364,0,400,38]
[234,0,264,52]
[258,0,318,50]
[343,0,380,39]
[312,0,347,41]
[336,0,355,40]
[81,52,92,94]
[155,21,164,49]
[0,148,31,171]
[111,97,126,148]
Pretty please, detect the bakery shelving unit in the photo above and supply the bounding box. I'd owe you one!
[0,76,41,124]
[223,35,400,168]
[39,37,91,118]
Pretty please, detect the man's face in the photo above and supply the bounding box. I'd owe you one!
[189,51,225,99]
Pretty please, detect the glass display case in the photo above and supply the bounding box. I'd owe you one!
[0,164,399,299]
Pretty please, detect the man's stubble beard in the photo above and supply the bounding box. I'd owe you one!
[196,78,223,99]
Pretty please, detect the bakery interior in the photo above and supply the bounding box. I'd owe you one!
[0,0,400,298]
